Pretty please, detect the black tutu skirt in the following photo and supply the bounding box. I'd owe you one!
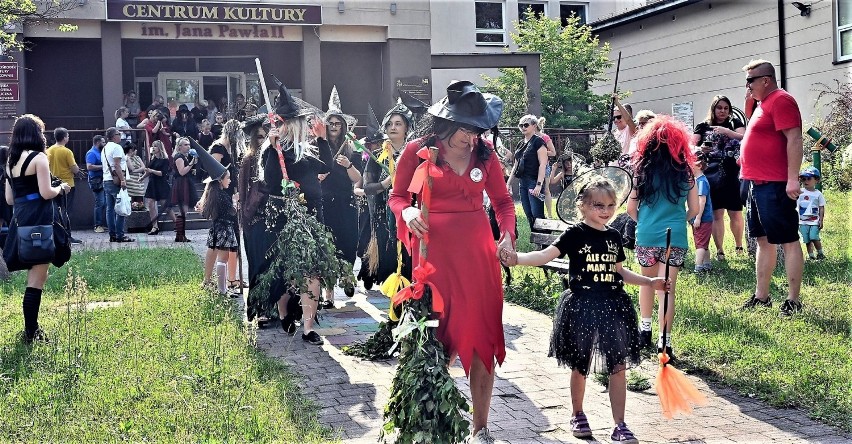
[548,288,641,376]
[206,219,238,252]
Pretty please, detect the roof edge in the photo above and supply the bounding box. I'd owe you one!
[590,0,702,33]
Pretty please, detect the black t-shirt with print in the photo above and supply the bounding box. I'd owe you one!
[552,222,627,292]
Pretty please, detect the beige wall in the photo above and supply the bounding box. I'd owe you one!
[593,0,851,129]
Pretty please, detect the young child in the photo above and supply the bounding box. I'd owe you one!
[199,170,239,296]
[626,115,698,357]
[501,178,667,444]
[797,166,826,260]
[197,119,215,150]
[691,149,714,272]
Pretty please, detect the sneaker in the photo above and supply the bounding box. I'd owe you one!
[94,226,105,233]
[716,251,726,261]
[779,299,803,316]
[816,252,826,260]
[611,422,638,444]
[570,411,593,438]
[741,294,772,310]
[467,427,496,444]
[302,330,323,345]
[639,330,654,350]
[23,328,49,344]
[70,237,83,245]
[318,299,335,310]
[657,345,676,363]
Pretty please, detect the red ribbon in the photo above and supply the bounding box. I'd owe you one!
[391,261,444,315]
[407,147,443,194]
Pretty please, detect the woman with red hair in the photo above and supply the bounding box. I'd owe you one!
[626,115,699,359]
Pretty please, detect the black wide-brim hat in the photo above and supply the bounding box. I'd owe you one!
[188,137,228,181]
[427,80,503,130]
[271,75,317,119]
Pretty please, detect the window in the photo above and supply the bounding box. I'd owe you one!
[560,2,587,26]
[518,1,547,23]
[475,1,506,45]
[837,0,852,62]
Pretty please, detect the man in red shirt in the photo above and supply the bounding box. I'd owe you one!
[739,59,804,316]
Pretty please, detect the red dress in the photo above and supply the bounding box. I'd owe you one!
[389,137,516,375]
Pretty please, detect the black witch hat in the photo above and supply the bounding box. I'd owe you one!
[398,89,430,117]
[189,137,228,181]
[270,75,318,119]
[363,103,386,144]
[427,80,503,130]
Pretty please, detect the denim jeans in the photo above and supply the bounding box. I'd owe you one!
[89,181,106,228]
[519,176,544,230]
[103,181,125,238]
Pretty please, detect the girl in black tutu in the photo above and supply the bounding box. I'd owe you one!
[198,170,237,296]
[500,178,667,444]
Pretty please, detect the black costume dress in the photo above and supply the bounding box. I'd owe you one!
[319,140,363,264]
[206,186,238,252]
[549,222,641,376]
[170,152,198,207]
[693,118,745,211]
[243,141,331,320]
[358,146,411,286]
[144,157,171,201]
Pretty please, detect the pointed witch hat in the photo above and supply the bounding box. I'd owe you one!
[382,97,415,137]
[364,103,386,144]
[188,137,228,182]
[324,85,358,130]
[269,75,320,119]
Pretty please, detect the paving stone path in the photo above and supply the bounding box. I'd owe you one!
[70,230,850,444]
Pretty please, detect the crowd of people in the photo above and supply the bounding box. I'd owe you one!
[0,58,826,444]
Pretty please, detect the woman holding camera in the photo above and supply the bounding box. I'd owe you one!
[692,95,746,259]
[145,110,173,158]
[170,137,198,242]
[3,115,72,343]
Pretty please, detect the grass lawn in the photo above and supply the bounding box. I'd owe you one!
[506,189,851,431]
[0,249,332,442]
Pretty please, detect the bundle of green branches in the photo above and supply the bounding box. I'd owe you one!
[342,319,397,360]
[381,289,470,444]
[590,132,622,165]
[255,190,353,309]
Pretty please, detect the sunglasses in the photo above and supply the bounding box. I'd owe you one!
[746,75,771,85]
[613,115,623,120]
[518,122,531,129]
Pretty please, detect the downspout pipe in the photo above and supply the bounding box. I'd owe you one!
[777,0,787,88]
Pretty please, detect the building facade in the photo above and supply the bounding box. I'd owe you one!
[589,0,850,131]
[2,0,432,132]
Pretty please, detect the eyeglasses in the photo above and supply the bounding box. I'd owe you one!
[327,122,343,128]
[458,127,480,136]
[518,122,531,129]
[590,203,616,212]
[746,75,771,85]
[613,115,623,120]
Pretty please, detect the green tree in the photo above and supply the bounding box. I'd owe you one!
[483,11,613,129]
[1,0,78,54]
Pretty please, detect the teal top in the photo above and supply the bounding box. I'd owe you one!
[635,178,690,249]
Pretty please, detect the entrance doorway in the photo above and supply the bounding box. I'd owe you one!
[156,72,246,118]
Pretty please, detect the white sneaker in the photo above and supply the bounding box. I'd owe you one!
[468,427,496,444]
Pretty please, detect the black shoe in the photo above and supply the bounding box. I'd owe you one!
[639,330,654,350]
[70,237,83,245]
[302,330,323,345]
[318,299,334,310]
[741,294,772,310]
[115,236,135,243]
[280,315,297,335]
[658,345,675,362]
[109,236,118,242]
[23,328,49,344]
[779,299,803,316]
[343,282,355,297]
[148,227,160,235]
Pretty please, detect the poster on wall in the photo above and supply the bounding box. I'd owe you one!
[396,76,431,105]
[671,102,694,129]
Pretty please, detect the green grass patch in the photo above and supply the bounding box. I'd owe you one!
[506,193,852,431]
[0,249,332,442]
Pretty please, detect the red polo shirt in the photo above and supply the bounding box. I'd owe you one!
[740,89,801,181]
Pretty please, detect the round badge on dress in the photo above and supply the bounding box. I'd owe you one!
[470,167,483,183]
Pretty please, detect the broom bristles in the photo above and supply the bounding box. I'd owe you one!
[655,358,708,419]
[365,234,379,275]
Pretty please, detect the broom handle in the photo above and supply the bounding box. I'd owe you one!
[661,228,672,361]
[607,51,622,134]
[418,147,439,261]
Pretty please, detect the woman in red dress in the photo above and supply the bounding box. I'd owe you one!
[388,81,515,443]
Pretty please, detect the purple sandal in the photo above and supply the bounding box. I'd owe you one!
[570,411,592,438]
[611,422,638,444]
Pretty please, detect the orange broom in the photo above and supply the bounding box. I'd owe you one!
[655,228,707,419]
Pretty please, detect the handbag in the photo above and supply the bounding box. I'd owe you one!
[115,188,132,217]
[16,223,55,264]
[88,175,104,191]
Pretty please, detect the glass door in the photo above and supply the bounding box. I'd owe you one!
[157,73,203,117]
